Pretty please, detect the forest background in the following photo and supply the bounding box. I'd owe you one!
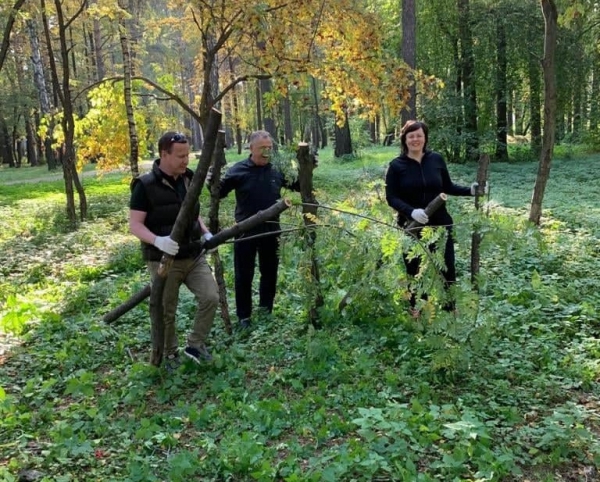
[1,0,600,481]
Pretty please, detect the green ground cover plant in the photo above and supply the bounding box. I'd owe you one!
[1,146,599,481]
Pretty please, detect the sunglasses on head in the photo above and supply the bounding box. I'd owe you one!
[169,133,187,143]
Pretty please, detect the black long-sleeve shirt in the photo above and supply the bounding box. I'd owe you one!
[219,157,298,225]
[385,150,471,226]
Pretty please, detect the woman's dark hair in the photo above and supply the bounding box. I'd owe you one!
[158,131,188,154]
[400,120,428,153]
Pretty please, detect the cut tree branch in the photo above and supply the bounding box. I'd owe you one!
[103,199,292,325]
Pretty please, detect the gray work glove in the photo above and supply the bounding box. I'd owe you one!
[471,182,489,196]
[410,209,429,225]
[153,235,179,256]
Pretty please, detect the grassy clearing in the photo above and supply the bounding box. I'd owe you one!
[1,146,600,481]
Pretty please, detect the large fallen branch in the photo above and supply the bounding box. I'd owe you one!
[103,199,292,325]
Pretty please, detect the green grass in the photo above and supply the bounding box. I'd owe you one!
[1,147,600,481]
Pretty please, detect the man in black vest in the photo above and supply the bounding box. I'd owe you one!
[129,131,219,369]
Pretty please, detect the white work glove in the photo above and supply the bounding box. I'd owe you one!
[202,232,217,253]
[410,209,429,225]
[471,182,489,196]
[205,167,213,184]
[153,235,179,256]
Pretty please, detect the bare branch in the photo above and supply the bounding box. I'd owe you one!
[0,0,27,72]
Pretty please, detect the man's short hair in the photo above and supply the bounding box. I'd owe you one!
[249,130,273,147]
[158,131,188,154]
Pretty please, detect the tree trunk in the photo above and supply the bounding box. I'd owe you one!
[227,56,243,154]
[260,78,277,141]
[590,50,600,132]
[400,0,417,125]
[48,0,88,227]
[495,17,508,163]
[90,0,105,81]
[529,0,558,226]
[471,153,490,289]
[529,46,542,158]
[0,117,14,167]
[26,18,53,168]
[255,80,263,132]
[282,96,293,145]
[311,76,327,149]
[452,37,463,163]
[118,2,140,178]
[297,143,322,327]
[458,0,479,160]
[207,131,232,335]
[25,117,39,166]
[334,111,352,157]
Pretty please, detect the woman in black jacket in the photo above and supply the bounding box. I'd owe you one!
[385,120,479,315]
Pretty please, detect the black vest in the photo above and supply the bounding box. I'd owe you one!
[133,162,202,261]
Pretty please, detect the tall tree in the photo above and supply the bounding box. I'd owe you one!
[494,12,508,162]
[334,109,352,157]
[118,0,140,177]
[529,0,558,225]
[26,18,57,169]
[42,0,88,227]
[457,0,478,160]
[400,0,417,125]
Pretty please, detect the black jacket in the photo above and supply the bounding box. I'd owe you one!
[131,160,202,261]
[219,157,298,232]
[385,150,471,226]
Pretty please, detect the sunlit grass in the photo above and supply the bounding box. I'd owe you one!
[1,146,600,481]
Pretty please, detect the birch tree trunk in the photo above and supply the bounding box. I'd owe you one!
[26,18,57,170]
[118,1,140,178]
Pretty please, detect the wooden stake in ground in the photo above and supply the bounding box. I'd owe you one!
[296,143,322,327]
[102,199,292,325]
[149,108,222,367]
[207,130,232,335]
[470,153,490,289]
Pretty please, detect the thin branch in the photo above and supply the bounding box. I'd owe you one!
[0,0,27,72]
[299,202,399,230]
[64,1,89,30]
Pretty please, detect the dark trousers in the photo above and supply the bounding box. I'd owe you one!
[233,233,280,320]
[404,227,456,310]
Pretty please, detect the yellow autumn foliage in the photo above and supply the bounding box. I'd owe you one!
[74,83,149,172]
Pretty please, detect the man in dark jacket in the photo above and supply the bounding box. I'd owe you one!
[129,131,219,369]
[219,130,297,329]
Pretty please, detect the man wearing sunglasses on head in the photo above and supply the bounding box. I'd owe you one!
[129,131,219,370]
